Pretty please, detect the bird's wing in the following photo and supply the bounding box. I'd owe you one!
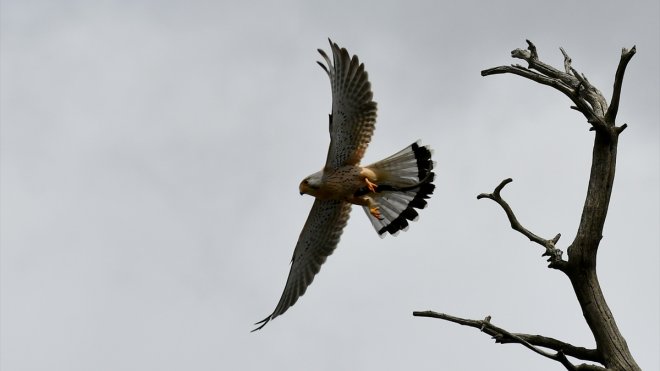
[318,39,377,169]
[253,199,352,331]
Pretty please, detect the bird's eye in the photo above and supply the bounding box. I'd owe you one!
[303,179,309,184]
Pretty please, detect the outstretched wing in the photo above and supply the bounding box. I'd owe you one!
[318,39,378,169]
[253,199,351,331]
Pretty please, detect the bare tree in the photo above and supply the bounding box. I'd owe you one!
[414,40,639,371]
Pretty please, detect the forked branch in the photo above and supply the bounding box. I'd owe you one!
[477,178,566,270]
[481,40,634,134]
[412,311,605,371]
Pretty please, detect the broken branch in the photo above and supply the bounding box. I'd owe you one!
[412,311,605,371]
[605,46,637,124]
[477,178,567,270]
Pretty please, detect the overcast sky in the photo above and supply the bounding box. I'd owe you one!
[1,1,658,370]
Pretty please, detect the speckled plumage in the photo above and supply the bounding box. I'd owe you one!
[254,40,435,331]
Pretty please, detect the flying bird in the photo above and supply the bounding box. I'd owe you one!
[253,39,435,331]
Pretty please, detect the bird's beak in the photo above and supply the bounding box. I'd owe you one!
[299,181,315,196]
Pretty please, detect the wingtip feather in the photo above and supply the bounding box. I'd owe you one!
[251,316,272,332]
[317,48,332,74]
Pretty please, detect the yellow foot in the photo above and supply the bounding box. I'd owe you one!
[365,178,378,193]
[370,206,383,220]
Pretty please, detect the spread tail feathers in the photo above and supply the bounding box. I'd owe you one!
[362,141,435,237]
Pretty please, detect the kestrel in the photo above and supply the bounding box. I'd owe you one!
[253,40,435,331]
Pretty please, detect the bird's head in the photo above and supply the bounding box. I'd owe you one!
[299,171,323,196]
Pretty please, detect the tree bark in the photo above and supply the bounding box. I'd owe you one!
[566,129,637,370]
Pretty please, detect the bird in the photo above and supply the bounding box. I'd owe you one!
[253,39,435,331]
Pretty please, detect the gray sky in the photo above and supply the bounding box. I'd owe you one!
[1,1,658,370]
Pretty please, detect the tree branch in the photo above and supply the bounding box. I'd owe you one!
[605,46,637,124]
[481,40,614,131]
[477,178,567,270]
[412,311,605,371]
[499,334,602,364]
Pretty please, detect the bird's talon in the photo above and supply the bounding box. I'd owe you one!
[365,178,378,193]
[370,207,383,220]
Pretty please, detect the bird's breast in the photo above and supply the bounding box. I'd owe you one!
[315,166,364,200]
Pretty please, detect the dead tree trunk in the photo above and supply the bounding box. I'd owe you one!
[414,41,639,371]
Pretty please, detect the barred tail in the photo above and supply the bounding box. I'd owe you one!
[362,141,435,237]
